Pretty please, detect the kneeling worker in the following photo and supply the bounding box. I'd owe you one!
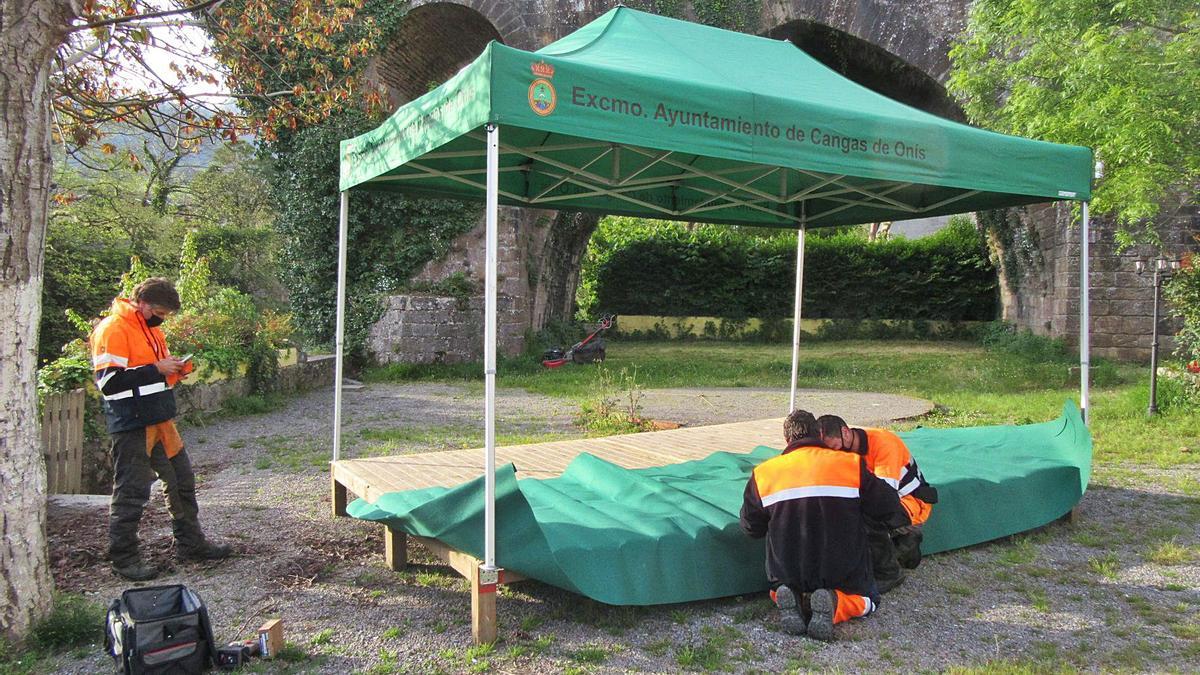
[818,415,938,592]
[740,409,910,641]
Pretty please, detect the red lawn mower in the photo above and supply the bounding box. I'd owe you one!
[541,314,615,368]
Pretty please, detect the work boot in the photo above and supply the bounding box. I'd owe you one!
[178,540,233,562]
[771,585,806,635]
[113,560,159,582]
[806,589,838,642]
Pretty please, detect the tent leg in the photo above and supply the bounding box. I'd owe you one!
[1080,201,1090,424]
[788,219,807,413]
[483,124,500,573]
[333,190,349,461]
[472,563,498,644]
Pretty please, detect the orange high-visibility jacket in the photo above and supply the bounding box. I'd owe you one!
[91,298,180,436]
[741,438,909,596]
[861,428,937,525]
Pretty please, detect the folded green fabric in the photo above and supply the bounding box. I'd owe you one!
[348,401,1090,605]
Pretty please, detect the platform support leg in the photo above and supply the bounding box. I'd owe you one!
[385,526,407,571]
[331,477,347,518]
[471,564,500,645]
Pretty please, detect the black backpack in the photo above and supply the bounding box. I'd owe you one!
[105,585,216,674]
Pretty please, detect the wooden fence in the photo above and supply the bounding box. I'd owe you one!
[42,388,85,494]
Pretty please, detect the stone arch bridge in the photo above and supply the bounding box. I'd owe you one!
[363,0,1198,364]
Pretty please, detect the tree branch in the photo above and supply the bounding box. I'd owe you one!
[68,0,225,34]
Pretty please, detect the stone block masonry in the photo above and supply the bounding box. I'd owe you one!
[368,294,526,364]
[1001,200,1198,362]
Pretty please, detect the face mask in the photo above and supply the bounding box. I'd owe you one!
[146,315,164,328]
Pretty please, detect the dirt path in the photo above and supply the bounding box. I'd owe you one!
[44,384,1200,673]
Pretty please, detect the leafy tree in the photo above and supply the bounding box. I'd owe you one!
[179,143,285,307]
[949,0,1199,238]
[2,0,382,641]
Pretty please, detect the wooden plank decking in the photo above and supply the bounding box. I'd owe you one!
[331,416,784,506]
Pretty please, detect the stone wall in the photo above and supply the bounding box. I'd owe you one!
[367,294,528,363]
[995,202,1199,361]
[173,354,337,416]
[370,204,597,362]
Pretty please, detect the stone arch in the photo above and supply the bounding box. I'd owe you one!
[368,3,504,110]
[404,0,541,50]
[763,0,967,84]
[765,20,964,121]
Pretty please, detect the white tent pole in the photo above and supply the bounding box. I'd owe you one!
[788,206,807,413]
[483,123,499,570]
[1080,201,1090,424]
[332,190,349,461]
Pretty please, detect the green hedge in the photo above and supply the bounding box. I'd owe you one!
[585,218,998,320]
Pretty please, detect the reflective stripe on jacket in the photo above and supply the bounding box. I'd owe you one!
[91,298,178,437]
[740,437,909,596]
[862,428,938,525]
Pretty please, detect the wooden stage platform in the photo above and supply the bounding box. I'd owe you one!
[330,417,785,644]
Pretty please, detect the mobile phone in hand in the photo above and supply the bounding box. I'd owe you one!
[179,354,194,363]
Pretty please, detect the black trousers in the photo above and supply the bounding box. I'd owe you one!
[108,428,205,566]
[865,517,925,593]
[865,517,904,591]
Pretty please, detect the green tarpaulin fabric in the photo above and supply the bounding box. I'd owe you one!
[339,8,1092,227]
[348,401,1091,606]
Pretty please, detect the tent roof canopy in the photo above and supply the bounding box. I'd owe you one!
[340,8,1092,227]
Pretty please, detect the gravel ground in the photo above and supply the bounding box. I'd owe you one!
[43,383,1200,674]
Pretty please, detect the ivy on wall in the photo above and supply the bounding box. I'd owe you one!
[255,0,484,363]
[268,111,481,362]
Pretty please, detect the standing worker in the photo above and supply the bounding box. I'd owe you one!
[741,409,909,641]
[91,277,231,581]
[818,415,938,592]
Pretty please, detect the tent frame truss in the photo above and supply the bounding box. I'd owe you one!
[371,136,985,225]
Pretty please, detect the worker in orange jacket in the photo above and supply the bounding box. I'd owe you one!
[741,409,909,641]
[818,415,938,593]
[91,278,231,581]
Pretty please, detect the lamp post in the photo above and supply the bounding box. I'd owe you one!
[1136,257,1181,415]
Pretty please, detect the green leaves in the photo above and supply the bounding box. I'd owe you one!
[266,110,482,361]
[948,0,1199,230]
[583,217,996,321]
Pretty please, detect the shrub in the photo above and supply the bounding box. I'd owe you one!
[1166,252,1200,366]
[267,110,481,364]
[582,216,997,321]
[27,594,105,653]
[978,321,1071,362]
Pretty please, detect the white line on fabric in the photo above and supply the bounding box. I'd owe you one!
[761,485,859,506]
[92,352,129,367]
[103,382,171,401]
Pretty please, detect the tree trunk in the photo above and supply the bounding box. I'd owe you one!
[530,211,600,327]
[1,0,74,642]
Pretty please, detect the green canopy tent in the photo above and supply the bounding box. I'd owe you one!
[333,7,1095,580]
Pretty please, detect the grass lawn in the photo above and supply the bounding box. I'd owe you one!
[368,338,1200,467]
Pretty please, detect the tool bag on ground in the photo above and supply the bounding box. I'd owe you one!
[105,584,216,674]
